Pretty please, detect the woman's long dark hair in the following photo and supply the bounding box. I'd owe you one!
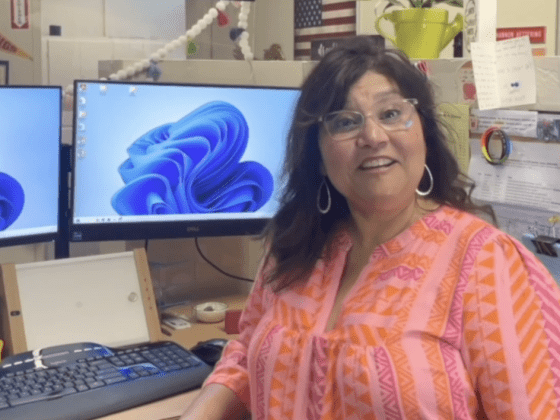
[261,36,495,291]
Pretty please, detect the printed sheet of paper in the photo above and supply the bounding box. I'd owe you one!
[470,109,538,138]
[437,103,471,174]
[483,202,558,241]
[471,36,536,110]
[468,139,560,212]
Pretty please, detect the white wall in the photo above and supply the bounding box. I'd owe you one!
[0,0,42,84]
[41,0,187,91]
[41,0,104,38]
[40,0,292,91]
[41,0,186,39]
[496,0,556,55]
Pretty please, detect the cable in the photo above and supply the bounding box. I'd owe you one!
[194,237,254,283]
[480,126,512,165]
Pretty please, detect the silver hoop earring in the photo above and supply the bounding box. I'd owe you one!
[416,164,433,197]
[317,177,331,214]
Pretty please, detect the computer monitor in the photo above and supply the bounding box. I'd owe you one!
[0,86,61,247]
[69,80,300,242]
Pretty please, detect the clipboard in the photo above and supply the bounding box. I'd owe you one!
[521,234,560,285]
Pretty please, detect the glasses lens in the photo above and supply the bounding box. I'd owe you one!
[323,99,415,140]
[374,100,412,128]
[324,111,363,137]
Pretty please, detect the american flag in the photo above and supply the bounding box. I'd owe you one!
[294,0,357,60]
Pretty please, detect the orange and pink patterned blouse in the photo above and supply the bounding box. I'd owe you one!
[205,206,560,419]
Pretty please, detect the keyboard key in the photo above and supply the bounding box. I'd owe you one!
[103,376,127,385]
[10,387,77,407]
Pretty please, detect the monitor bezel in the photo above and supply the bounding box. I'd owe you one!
[68,79,299,243]
[0,85,62,249]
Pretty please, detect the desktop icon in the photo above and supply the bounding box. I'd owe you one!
[78,110,87,118]
[129,86,138,95]
[100,85,108,94]
[78,136,87,145]
[79,96,86,105]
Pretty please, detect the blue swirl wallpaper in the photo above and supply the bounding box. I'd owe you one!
[111,101,273,215]
[0,172,24,230]
[0,87,60,240]
[73,82,300,223]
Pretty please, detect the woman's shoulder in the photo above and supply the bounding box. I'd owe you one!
[418,205,499,242]
[438,206,557,283]
[428,205,501,237]
[420,205,525,258]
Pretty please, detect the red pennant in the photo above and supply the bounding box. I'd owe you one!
[0,31,32,60]
[217,10,230,27]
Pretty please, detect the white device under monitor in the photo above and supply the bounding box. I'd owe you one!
[0,248,161,356]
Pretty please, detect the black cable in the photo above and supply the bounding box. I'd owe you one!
[194,237,254,283]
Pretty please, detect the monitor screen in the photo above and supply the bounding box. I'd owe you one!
[0,86,61,247]
[69,80,300,242]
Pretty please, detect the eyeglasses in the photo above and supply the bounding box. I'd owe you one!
[319,98,418,141]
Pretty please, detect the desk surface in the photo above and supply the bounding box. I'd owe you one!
[96,293,248,420]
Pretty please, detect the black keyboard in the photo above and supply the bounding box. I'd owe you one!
[0,341,213,420]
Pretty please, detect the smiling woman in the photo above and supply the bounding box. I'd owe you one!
[318,71,428,218]
[180,36,560,420]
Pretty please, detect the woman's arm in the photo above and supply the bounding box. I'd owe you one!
[178,383,249,420]
[180,255,275,419]
[462,234,560,418]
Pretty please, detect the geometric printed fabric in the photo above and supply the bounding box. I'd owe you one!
[206,206,560,419]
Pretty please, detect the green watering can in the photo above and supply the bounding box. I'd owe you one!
[375,8,463,59]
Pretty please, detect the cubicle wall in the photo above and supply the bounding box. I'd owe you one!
[101,56,560,109]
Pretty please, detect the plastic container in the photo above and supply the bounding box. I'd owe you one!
[195,302,228,323]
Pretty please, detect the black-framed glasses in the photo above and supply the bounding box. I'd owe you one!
[319,98,418,141]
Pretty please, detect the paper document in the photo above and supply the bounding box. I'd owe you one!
[437,103,471,174]
[471,109,538,138]
[471,36,536,110]
[484,202,558,240]
[468,139,560,212]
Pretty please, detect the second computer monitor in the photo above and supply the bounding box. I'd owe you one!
[70,80,300,242]
[0,86,61,247]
